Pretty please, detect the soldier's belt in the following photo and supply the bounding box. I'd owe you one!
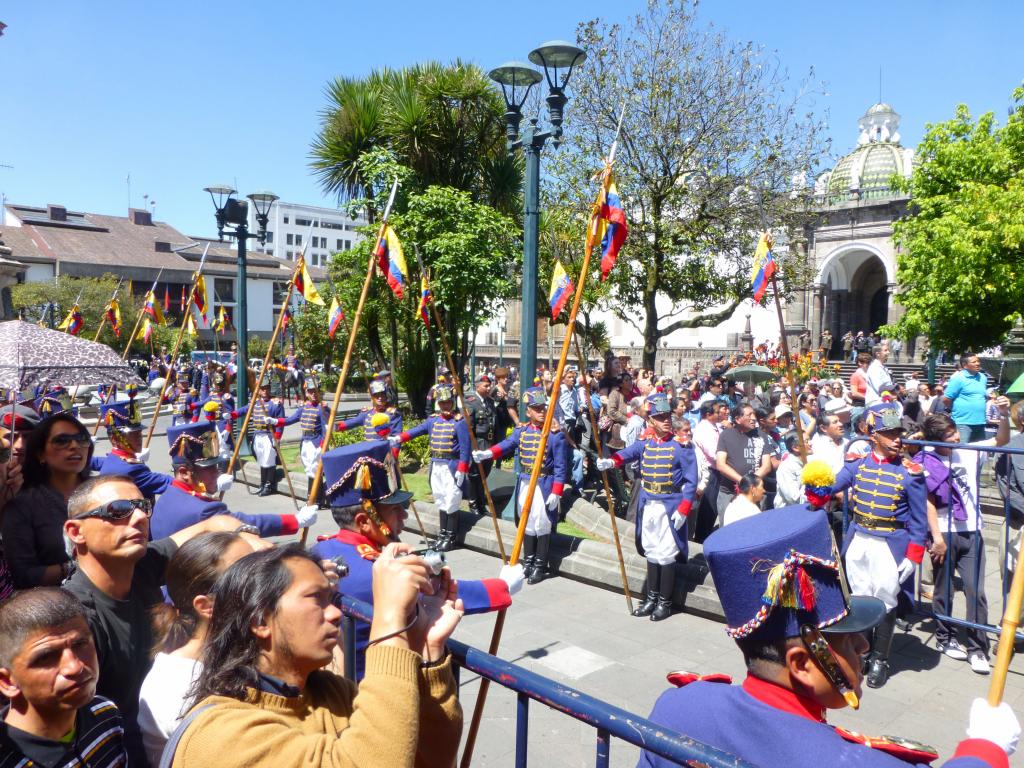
[520,470,551,478]
[642,480,676,494]
[431,451,458,460]
[854,511,904,531]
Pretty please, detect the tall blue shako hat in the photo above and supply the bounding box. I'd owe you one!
[35,387,75,418]
[646,392,671,415]
[522,386,547,407]
[321,440,413,511]
[100,401,142,434]
[166,420,221,468]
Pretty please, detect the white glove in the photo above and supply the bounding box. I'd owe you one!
[896,557,916,583]
[454,470,466,487]
[215,473,233,493]
[546,493,561,511]
[967,698,1020,755]
[388,435,402,448]
[296,504,319,528]
[595,457,615,472]
[135,447,150,463]
[264,416,277,427]
[499,563,526,596]
[672,512,686,531]
[472,449,492,463]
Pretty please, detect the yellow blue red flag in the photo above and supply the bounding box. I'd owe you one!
[294,258,324,306]
[597,175,628,281]
[548,261,574,319]
[105,299,122,338]
[58,304,84,336]
[143,290,166,325]
[374,226,408,300]
[750,232,776,302]
[416,276,432,327]
[192,273,208,318]
[328,297,344,340]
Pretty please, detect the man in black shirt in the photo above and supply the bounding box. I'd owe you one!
[0,587,127,768]
[714,403,772,524]
[464,374,498,514]
[62,474,260,766]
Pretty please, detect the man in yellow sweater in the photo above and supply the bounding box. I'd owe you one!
[171,543,463,768]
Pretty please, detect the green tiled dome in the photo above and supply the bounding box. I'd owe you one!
[827,143,905,204]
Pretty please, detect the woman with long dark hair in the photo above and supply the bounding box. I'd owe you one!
[1,412,93,587]
[137,531,254,766]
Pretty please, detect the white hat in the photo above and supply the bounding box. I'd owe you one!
[774,404,793,420]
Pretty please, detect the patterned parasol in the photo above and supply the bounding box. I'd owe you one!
[0,320,143,391]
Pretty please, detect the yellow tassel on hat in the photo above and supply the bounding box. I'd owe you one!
[355,463,371,491]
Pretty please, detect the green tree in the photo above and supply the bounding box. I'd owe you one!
[883,87,1024,351]
[13,275,138,352]
[551,0,827,368]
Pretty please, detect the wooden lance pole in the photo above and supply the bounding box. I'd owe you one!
[299,178,400,545]
[766,254,807,462]
[144,250,208,448]
[573,334,633,613]
[461,109,625,768]
[989,544,1024,705]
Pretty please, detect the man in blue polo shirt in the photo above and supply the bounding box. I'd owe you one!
[943,354,989,443]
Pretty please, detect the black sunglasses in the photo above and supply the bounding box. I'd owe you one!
[50,432,91,449]
[73,498,152,522]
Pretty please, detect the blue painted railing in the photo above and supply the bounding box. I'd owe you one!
[339,595,753,768]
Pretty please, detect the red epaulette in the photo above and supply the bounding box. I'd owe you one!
[834,727,938,765]
[356,543,379,561]
[665,671,732,688]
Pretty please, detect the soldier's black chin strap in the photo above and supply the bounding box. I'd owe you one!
[799,624,860,710]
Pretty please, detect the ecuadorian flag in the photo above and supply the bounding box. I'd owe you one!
[549,260,574,319]
[374,226,408,300]
[598,176,628,281]
[328,297,344,340]
[417,276,432,327]
[750,232,776,302]
[58,305,84,336]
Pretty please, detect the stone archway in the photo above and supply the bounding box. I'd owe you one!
[812,245,893,353]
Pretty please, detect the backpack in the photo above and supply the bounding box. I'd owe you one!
[994,435,1024,526]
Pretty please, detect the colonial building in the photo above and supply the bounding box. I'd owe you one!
[248,200,367,269]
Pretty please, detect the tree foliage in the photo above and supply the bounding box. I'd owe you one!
[884,86,1024,351]
[550,0,827,367]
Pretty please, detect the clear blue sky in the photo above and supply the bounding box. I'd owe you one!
[1,1,1018,237]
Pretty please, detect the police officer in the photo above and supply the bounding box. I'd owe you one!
[94,400,173,501]
[637,506,1019,767]
[597,393,698,621]
[151,420,317,539]
[831,402,927,689]
[311,440,524,680]
[391,384,471,551]
[338,379,403,441]
[230,381,285,497]
[464,373,497,515]
[474,386,568,584]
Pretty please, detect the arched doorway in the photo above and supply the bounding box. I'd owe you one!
[814,246,893,349]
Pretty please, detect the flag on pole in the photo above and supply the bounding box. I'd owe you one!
[163,285,170,312]
[105,299,123,337]
[374,226,408,299]
[143,291,166,325]
[180,285,186,312]
[192,273,208,318]
[138,317,153,343]
[185,312,198,338]
[281,307,292,332]
[548,261,574,319]
[215,306,232,335]
[416,276,432,327]
[327,297,344,340]
[58,305,84,336]
[293,258,324,305]
[750,232,776,303]
[597,175,628,281]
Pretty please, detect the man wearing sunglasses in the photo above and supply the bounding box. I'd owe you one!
[62,473,264,767]
[94,401,173,501]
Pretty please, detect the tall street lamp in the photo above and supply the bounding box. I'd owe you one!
[204,185,277,412]
[489,40,585,418]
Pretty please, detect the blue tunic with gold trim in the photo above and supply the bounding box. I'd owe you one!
[234,397,286,438]
[339,407,404,442]
[151,481,298,539]
[399,414,472,475]
[281,402,331,446]
[490,425,569,520]
[96,451,173,500]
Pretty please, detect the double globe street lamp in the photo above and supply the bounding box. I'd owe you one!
[203,185,277,411]
[489,40,585,415]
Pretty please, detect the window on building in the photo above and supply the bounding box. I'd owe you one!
[296,234,303,246]
[272,282,290,305]
[286,251,294,260]
[336,239,343,250]
[296,217,311,227]
[265,231,273,243]
[344,239,351,250]
[214,278,235,303]
[283,215,289,224]
[286,233,293,245]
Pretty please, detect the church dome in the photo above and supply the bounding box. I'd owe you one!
[816,103,915,205]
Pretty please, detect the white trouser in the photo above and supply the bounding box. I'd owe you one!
[845,531,900,611]
[430,462,463,514]
[641,501,682,566]
[217,424,232,461]
[252,432,276,468]
[517,478,552,536]
[300,439,321,477]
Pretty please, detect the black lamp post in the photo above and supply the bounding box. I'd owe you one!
[489,40,585,418]
[203,185,277,411]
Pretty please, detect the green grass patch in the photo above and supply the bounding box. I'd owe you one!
[557,519,598,541]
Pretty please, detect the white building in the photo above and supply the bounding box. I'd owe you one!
[248,200,367,269]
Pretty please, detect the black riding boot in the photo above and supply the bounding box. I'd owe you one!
[257,467,272,497]
[528,534,552,584]
[268,468,279,496]
[633,560,659,617]
[522,535,537,580]
[444,512,460,551]
[866,610,897,688]
[434,511,448,551]
[651,564,676,622]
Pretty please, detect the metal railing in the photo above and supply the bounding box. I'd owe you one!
[839,435,1024,642]
[339,595,753,768]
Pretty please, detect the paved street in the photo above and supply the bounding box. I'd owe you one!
[126,410,1024,767]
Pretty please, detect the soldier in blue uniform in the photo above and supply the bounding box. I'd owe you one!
[391,384,472,552]
[637,506,1019,768]
[473,386,568,584]
[597,392,698,621]
[831,402,927,689]
[337,379,403,442]
[35,387,76,418]
[310,440,524,680]
[165,377,198,426]
[280,378,332,500]
[150,420,317,539]
[93,400,172,500]
[231,381,285,497]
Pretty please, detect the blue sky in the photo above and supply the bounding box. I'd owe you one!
[1,1,1018,237]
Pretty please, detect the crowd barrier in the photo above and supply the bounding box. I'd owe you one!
[338,595,753,768]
